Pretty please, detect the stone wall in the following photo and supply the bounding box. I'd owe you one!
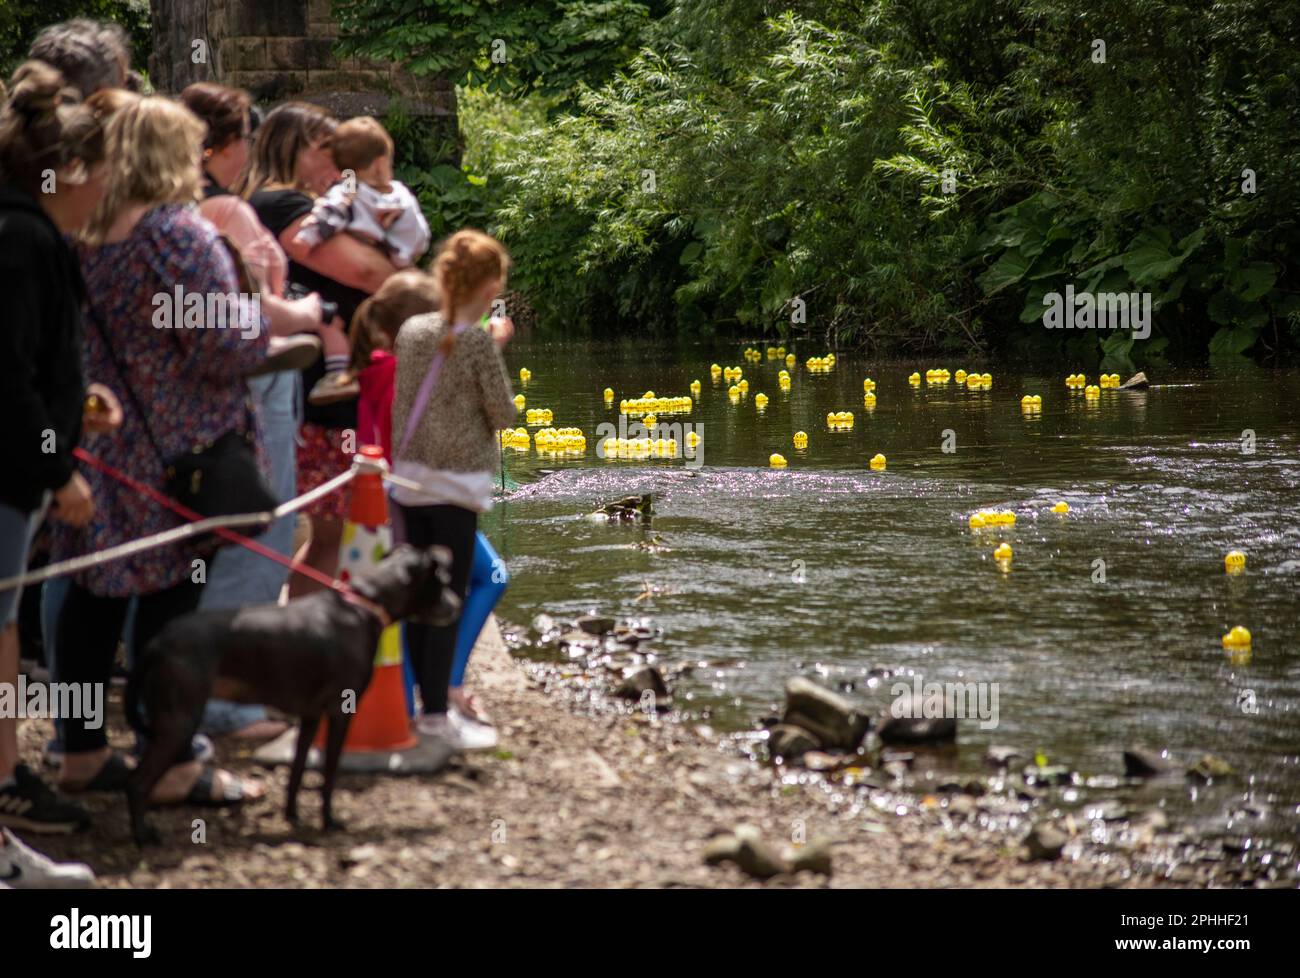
[149,0,455,122]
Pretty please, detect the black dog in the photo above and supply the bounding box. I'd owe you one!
[125,544,459,846]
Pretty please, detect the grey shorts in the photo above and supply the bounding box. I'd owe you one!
[0,498,49,627]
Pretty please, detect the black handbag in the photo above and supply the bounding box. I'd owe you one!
[85,303,277,546]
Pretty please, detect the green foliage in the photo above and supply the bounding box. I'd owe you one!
[382,101,495,247]
[474,0,1300,359]
[0,0,149,80]
[332,0,663,98]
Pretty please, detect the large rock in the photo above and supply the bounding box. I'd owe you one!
[1187,754,1233,782]
[1024,822,1067,861]
[788,837,833,877]
[577,614,616,636]
[615,665,669,705]
[876,688,957,744]
[1123,746,1176,777]
[767,724,819,761]
[733,825,790,880]
[703,825,790,880]
[984,745,1023,769]
[702,834,742,866]
[781,677,870,750]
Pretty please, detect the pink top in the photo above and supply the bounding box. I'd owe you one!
[198,194,288,296]
[358,349,396,461]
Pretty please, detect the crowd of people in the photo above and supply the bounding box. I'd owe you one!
[0,18,516,888]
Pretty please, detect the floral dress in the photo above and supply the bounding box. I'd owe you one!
[51,204,268,597]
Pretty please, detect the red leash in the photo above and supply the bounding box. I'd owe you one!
[72,447,391,625]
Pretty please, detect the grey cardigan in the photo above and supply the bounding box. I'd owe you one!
[392,312,516,473]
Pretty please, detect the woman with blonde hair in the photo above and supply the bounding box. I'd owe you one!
[50,95,267,808]
[391,229,516,750]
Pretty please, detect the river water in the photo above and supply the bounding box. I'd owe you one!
[479,337,1300,842]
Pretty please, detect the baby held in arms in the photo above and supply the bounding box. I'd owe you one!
[293,115,431,268]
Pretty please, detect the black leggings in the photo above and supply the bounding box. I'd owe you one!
[395,503,476,715]
[56,577,205,753]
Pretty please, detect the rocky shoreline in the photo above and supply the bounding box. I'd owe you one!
[17,616,1294,888]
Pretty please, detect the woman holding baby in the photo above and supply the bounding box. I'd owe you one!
[240,104,412,596]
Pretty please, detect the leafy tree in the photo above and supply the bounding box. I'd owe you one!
[332,0,667,98]
[0,0,149,80]
[484,0,1300,360]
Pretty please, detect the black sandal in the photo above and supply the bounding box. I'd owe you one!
[61,751,133,793]
[182,765,251,808]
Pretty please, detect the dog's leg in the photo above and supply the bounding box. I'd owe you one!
[128,657,208,847]
[320,712,351,831]
[128,716,197,847]
[286,713,321,825]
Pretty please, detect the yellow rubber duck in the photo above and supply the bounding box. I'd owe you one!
[793,431,808,448]
[955,370,967,384]
[519,367,531,383]
[1084,384,1101,399]
[686,431,701,446]
[1051,501,1069,514]
[770,453,788,468]
[968,513,986,528]
[908,372,921,386]
[514,394,526,410]
[754,392,769,409]
[862,377,876,392]
[738,379,749,393]
[1224,550,1246,573]
[869,453,886,470]
[1221,625,1251,648]
[863,392,877,408]
[993,543,1013,561]
[689,379,701,395]
[981,373,992,385]
[728,385,741,401]
[711,363,722,377]
[785,353,796,367]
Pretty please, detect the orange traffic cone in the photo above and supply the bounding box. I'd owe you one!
[315,445,416,752]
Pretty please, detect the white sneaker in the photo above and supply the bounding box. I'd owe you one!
[416,710,499,752]
[0,828,95,889]
[449,706,499,751]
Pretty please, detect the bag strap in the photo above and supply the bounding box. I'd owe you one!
[83,301,170,471]
[395,322,467,460]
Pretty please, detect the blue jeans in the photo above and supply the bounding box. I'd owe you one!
[200,370,299,734]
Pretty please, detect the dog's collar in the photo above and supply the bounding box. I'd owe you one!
[335,587,393,629]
